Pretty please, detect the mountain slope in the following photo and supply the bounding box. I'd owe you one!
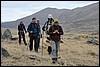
[1,2,99,32]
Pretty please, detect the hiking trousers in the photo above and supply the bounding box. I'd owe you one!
[50,40,60,58]
[29,36,39,52]
[18,32,27,45]
[37,35,40,48]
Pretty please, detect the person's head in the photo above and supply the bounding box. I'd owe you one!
[32,17,36,23]
[48,14,53,19]
[54,21,59,26]
[53,18,59,26]
[20,21,23,25]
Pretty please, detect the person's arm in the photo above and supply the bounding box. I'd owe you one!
[23,24,27,33]
[18,25,20,31]
[42,21,47,31]
[27,24,31,33]
[48,26,53,35]
[58,26,64,35]
[38,24,41,36]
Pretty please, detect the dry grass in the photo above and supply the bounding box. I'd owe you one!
[1,28,99,66]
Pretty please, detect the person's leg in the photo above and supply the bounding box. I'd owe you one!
[18,32,21,45]
[37,36,40,49]
[22,32,27,46]
[38,36,40,48]
[34,36,38,52]
[50,40,56,63]
[29,36,33,51]
[55,41,60,61]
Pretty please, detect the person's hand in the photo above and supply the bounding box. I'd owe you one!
[55,30,58,33]
[53,31,56,34]
[53,30,59,34]
[30,31,33,33]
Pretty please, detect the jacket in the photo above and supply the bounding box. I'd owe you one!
[48,25,63,41]
[18,24,26,32]
[27,23,40,37]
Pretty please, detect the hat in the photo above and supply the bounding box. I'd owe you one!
[48,14,53,18]
[54,18,58,23]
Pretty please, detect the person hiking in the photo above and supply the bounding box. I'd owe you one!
[37,19,41,48]
[48,18,64,63]
[42,14,54,43]
[18,21,27,46]
[27,18,40,52]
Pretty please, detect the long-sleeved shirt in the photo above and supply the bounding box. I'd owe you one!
[18,24,26,32]
[48,25,63,41]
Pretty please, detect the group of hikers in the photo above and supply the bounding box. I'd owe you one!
[18,14,64,64]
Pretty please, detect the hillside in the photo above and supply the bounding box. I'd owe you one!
[1,28,99,66]
[1,2,99,33]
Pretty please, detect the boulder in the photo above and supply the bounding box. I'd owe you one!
[87,38,99,45]
[2,29,12,40]
[1,47,10,57]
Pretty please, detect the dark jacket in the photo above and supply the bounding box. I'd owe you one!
[27,23,40,37]
[48,25,63,41]
[18,24,26,32]
[42,18,54,31]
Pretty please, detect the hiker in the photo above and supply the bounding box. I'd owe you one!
[27,18,40,52]
[37,19,41,48]
[48,18,64,63]
[18,21,27,46]
[42,14,54,43]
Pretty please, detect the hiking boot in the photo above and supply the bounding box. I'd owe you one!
[46,40,50,43]
[52,61,56,64]
[55,58,58,62]
[30,49,32,51]
[35,50,38,53]
[25,44,27,46]
[19,43,21,45]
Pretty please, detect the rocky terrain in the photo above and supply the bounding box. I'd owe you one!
[1,28,99,66]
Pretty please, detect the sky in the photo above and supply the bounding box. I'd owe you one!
[1,1,99,22]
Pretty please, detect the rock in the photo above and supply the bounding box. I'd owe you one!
[2,29,12,40]
[87,38,99,45]
[58,59,65,66]
[74,36,81,40]
[1,47,10,57]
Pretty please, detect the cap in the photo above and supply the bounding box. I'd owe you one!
[54,18,59,23]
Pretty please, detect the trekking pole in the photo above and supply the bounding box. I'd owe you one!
[26,32,29,51]
[41,30,44,56]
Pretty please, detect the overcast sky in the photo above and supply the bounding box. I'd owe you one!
[1,1,99,22]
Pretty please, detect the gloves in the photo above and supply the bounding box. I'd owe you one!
[30,31,33,33]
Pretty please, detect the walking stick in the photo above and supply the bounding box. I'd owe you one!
[41,31,44,56]
[26,32,29,51]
